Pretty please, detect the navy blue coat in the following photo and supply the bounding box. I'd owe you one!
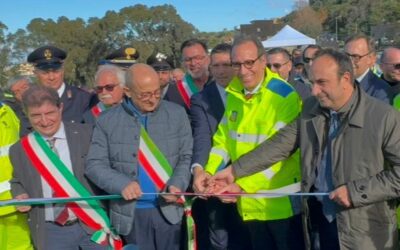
[61,84,93,123]
[189,81,225,166]
[358,70,392,104]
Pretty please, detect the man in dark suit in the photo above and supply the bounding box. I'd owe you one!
[28,45,93,123]
[191,43,250,250]
[344,34,392,103]
[9,85,107,250]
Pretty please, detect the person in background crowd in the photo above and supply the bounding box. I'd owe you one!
[147,52,187,111]
[212,48,400,250]
[10,85,107,250]
[302,44,322,81]
[267,47,311,100]
[195,35,304,250]
[0,101,33,250]
[380,47,400,97]
[99,46,140,69]
[83,65,125,124]
[85,64,192,250]
[292,48,302,59]
[178,39,212,109]
[28,45,93,123]
[191,43,250,250]
[3,76,33,136]
[344,34,392,103]
[172,68,185,82]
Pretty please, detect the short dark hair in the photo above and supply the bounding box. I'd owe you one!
[303,45,322,58]
[22,85,61,112]
[232,35,265,57]
[267,47,291,61]
[345,34,376,53]
[313,48,354,83]
[211,43,232,56]
[180,39,208,54]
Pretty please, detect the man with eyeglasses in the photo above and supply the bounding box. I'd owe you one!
[196,35,304,250]
[86,63,192,250]
[266,47,311,100]
[344,34,392,103]
[191,43,250,250]
[179,39,212,109]
[28,45,93,123]
[83,65,125,124]
[380,47,400,98]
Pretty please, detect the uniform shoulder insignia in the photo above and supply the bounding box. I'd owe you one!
[266,78,294,98]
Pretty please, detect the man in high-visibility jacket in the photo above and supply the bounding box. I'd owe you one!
[193,36,304,250]
[0,102,33,250]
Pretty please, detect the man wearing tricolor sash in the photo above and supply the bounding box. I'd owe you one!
[86,63,193,250]
[10,86,118,250]
[83,65,125,124]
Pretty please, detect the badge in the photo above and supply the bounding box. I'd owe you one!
[125,48,136,59]
[229,111,237,122]
[44,49,52,60]
[67,89,72,99]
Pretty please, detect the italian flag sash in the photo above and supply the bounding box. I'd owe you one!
[91,102,107,118]
[176,74,199,108]
[21,132,123,249]
[138,126,197,250]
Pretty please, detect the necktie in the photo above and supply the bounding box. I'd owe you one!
[322,113,340,222]
[245,93,254,100]
[47,138,70,225]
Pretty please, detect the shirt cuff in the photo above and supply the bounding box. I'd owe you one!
[190,163,203,174]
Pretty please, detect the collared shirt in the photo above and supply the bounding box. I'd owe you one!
[40,122,75,221]
[216,82,227,107]
[244,79,263,95]
[57,83,66,98]
[356,69,370,83]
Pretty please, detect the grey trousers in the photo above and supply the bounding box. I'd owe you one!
[123,207,181,250]
[44,222,108,250]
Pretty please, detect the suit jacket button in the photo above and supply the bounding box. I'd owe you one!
[132,153,137,158]
[301,180,307,186]
[359,185,365,191]
[361,194,367,199]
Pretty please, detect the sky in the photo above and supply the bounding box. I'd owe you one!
[0,0,297,33]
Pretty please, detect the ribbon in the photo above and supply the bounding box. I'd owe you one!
[1,192,330,207]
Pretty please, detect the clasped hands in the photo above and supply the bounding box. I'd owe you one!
[192,165,240,203]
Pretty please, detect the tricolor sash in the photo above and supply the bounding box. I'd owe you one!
[137,126,197,250]
[176,74,199,108]
[21,132,123,249]
[91,102,107,118]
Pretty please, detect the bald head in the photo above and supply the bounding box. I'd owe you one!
[380,47,400,83]
[124,63,162,113]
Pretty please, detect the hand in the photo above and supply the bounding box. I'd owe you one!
[121,181,142,200]
[192,167,211,194]
[161,185,182,203]
[15,193,31,212]
[211,165,235,187]
[329,185,352,208]
[213,183,242,203]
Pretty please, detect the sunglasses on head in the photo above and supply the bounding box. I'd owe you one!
[94,84,119,93]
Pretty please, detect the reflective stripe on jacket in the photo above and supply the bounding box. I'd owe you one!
[205,68,302,221]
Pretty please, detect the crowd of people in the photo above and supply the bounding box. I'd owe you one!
[1,33,400,250]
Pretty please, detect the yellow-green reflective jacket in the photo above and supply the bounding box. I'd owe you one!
[0,102,20,216]
[205,68,302,221]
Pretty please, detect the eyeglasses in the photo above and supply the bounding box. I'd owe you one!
[345,51,372,63]
[183,55,206,63]
[381,62,400,70]
[134,88,162,100]
[210,63,232,68]
[94,84,119,93]
[267,60,290,70]
[303,57,314,64]
[231,54,263,70]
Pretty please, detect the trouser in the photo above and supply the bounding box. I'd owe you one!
[207,198,251,250]
[308,197,339,250]
[124,207,181,250]
[0,212,33,250]
[44,221,107,250]
[191,198,211,250]
[245,214,305,250]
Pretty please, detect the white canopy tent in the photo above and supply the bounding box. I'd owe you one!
[262,25,316,48]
